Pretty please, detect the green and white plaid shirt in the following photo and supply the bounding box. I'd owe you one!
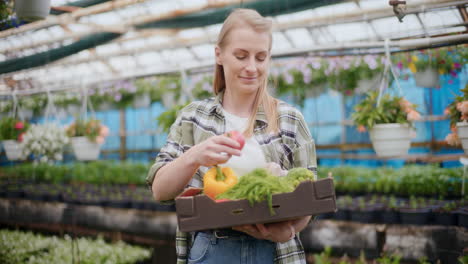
[147,93,317,264]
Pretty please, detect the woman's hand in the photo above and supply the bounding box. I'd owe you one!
[233,221,295,243]
[232,215,312,243]
[187,135,241,167]
[264,162,288,177]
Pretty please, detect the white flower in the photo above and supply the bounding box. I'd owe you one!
[21,123,68,163]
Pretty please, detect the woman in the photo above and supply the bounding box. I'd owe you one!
[147,8,317,264]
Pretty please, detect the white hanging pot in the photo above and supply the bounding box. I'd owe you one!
[162,92,176,108]
[66,105,81,116]
[355,76,380,94]
[306,84,327,98]
[457,122,468,154]
[97,102,113,111]
[70,136,102,161]
[132,94,151,108]
[414,68,440,88]
[369,123,413,157]
[2,140,25,161]
[15,0,51,22]
[19,109,33,120]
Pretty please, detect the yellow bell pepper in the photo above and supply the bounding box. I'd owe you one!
[203,166,237,200]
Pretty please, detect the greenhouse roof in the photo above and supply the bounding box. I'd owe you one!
[0,0,467,94]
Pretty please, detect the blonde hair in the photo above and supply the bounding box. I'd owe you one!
[213,8,279,137]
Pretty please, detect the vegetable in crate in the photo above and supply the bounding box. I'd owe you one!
[202,130,244,200]
[203,166,238,200]
[217,167,316,215]
[217,168,293,215]
[283,167,316,188]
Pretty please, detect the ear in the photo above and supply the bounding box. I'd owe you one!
[215,46,222,65]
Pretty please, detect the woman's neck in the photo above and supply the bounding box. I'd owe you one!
[222,89,256,118]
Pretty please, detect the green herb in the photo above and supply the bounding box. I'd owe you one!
[217,168,293,215]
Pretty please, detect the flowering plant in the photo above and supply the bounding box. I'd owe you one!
[21,123,69,163]
[273,55,384,103]
[352,91,421,131]
[66,119,109,144]
[0,117,29,142]
[445,86,468,146]
[395,46,465,84]
[191,75,213,100]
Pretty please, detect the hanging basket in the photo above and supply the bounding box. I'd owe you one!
[457,122,468,154]
[132,94,151,108]
[97,102,113,111]
[414,68,440,88]
[369,123,412,157]
[306,84,328,98]
[355,76,380,94]
[2,140,25,161]
[70,137,102,161]
[19,109,33,120]
[162,92,176,108]
[15,0,51,22]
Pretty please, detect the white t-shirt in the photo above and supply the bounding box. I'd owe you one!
[219,108,267,178]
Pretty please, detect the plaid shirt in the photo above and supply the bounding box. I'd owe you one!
[147,93,317,264]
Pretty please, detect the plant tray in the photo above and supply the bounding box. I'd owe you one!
[175,178,336,232]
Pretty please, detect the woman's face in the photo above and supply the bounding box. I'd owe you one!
[216,26,270,96]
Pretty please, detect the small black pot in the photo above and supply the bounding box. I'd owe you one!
[432,212,458,226]
[154,203,176,212]
[6,190,24,199]
[380,210,400,224]
[350,209,376,223]
[131,201,146,210]
[107,200,130,209]
[315,212,335,220]
[399,208,431,225]
[457,210,468,228]
[333,208,350,221]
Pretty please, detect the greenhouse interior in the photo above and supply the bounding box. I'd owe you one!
[0,0,468,263]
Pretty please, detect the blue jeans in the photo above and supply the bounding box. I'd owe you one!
[188,231,276,264]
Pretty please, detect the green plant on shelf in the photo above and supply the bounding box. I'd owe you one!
[351,91,421,132]
[387,196,398,210]
[0,116,29,141]
[156,103,189,133]
[357,197,366,211]
[376,253,401,264]
[445,85,468,146]
[440,201,458,212]
[312,246,333,264]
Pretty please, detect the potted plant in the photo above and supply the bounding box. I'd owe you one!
[352,91,420,157]
[445,86,468,154]
[14,0,51,22]
[156,103,189,133]
[0,0,14,30]
[192,75,214,100]
[396,47,464,88]
[334,195,353,221]
[159,76,181,108]
[0,117,29,160]
[399,196,431,225]
[381,195,400,224]
[432,200,458,226]
[21,123,69,163]
[133,78,153,108]
[350,196,378,223]
[66,119,109,161]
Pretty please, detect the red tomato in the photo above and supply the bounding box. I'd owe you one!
[226,130,245,150]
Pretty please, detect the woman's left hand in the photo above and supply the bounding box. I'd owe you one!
[233,215,312,243]
[233,221,295,243]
